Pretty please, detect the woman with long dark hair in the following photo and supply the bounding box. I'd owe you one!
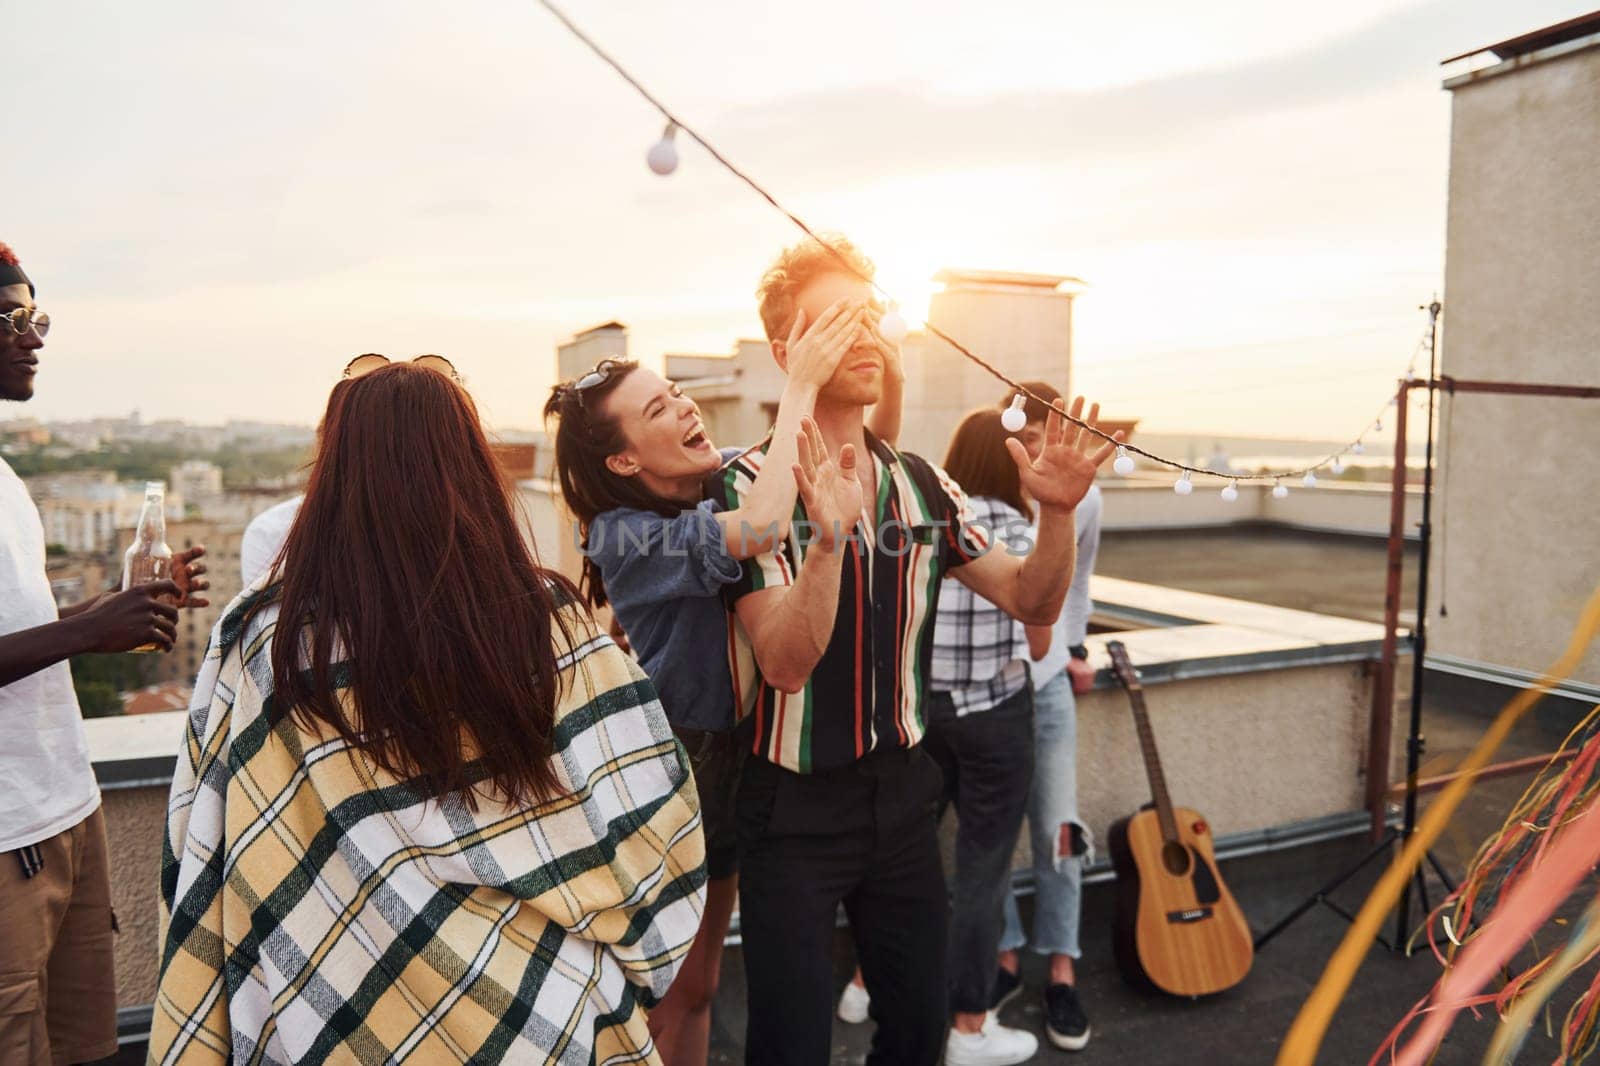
[544,299,901,1065]
[152,361,706,1064]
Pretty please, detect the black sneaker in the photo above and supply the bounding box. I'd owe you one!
[989,967,1023,1014]
[1045,983,1091,1052]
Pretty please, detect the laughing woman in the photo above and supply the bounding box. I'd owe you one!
[544,298,902,1065]
[152,362,705,1064]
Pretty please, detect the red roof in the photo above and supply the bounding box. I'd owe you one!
[122,681,191,715]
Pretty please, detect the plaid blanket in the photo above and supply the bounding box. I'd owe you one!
[150,581,706,1065]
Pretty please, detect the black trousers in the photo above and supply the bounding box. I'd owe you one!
[736,745,949,1066]
[921,684,1036,1014]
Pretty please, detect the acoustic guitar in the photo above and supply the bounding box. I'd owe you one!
[1105,640,1254,997]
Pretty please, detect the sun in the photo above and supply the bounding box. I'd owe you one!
[868,253,939,330]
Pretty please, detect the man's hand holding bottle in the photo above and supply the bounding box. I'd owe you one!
[70,581,183,654]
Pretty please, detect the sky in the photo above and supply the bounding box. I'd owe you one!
[5,0,1584,440]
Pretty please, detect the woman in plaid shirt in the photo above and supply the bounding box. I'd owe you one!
[923,408,1047,1066]
[151,362,706,1065]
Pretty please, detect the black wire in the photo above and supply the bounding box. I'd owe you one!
[532,0,1421,483]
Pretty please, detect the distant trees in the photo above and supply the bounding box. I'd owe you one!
[9,439,310,488]
[70,652,154,719]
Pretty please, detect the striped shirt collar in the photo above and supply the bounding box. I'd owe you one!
[715,437,984,773]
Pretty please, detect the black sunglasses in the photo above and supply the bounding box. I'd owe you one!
[568,358,632,409]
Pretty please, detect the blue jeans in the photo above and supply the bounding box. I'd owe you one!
[1000,671,1091,960]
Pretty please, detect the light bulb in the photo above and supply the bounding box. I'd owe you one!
[1331,458,1346,475]
[1352,442,1365,456]
[1220,482,1238,502]
[1303,471,1318,488]
[1388,396,1398,407]
[1112,446,1135,476]
[1001,395,1028,433]
[1272,481,1288,499]
[879,307,908,345]
[647,123,679,175]
[1374,419,1384,433]
[1173,471,1193,496]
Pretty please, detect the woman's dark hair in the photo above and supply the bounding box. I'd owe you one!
[268,362,575,806]
[543,360,681,608]
[943,407,1034,522]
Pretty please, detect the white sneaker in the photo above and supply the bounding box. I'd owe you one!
[836,979,871,1024]
[944,1019,1039,1065]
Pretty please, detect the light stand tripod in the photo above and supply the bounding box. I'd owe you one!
[1254,300,1453,955]
[1387,299,1454,953]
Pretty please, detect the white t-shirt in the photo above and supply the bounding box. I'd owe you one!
[1026,484,1103,686]
[240,495,303,586]
[0,457,100,851]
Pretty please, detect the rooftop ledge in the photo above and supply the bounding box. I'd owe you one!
[86,575,1390,790]
[1442,21,1600,89]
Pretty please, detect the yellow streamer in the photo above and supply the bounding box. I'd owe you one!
[1277,583,1600,1065]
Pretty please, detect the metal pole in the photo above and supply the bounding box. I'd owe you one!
[1393,299,1443,953]
[1366,372,1597,839]
[1368,385,1413,839]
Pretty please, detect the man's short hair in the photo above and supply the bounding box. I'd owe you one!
[757,235,875,342]
[1001,380,1063,426]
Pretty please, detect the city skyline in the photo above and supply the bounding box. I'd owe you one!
[9,0,1583,439]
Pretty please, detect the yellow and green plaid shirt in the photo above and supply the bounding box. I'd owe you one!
[151,580,706,1065]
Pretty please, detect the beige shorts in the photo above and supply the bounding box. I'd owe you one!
[0,806,119,1066]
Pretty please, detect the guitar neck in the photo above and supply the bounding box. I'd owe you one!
[1126,686,1180,842]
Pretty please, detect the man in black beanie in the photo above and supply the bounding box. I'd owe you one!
[0,242,44,402]
[0,241,210,1064]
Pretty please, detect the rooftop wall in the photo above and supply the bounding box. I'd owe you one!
[1437,39,1600,684]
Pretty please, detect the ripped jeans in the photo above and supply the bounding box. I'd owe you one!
[1000,670,1091,960]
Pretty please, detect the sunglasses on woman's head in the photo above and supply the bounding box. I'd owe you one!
[342,353,463,384]
[572,358,626,394]
[567,358,629,410]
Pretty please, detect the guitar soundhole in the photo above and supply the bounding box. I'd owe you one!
[1161,841,1192,877]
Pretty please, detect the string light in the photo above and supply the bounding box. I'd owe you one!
[1221,482,1239,502]
[1174,471,1193,496]
[1375,418,1384,433]
[534,0,1428,488]
[1001,394,1027,432]
[646,122,679,175]
[1303,471,1318,488]
[1332,458,1346,475]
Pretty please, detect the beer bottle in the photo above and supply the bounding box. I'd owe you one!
[122,481,174,653]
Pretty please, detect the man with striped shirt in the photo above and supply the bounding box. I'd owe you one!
[713,236,1117,1065]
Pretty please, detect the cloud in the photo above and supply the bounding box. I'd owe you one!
[701,0,1497,184]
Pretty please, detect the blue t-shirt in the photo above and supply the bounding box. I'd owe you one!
[588,452,744,733]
